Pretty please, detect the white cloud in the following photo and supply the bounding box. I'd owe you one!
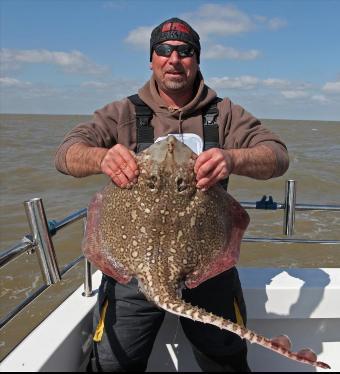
[205,45,260,60]
[81,79,140,94]
[182,4,286,39]
[124,26,153,50]
[184,4,254,39]
[207,76,259,90]
[311,94,329,103]
[81,81,112,89]
[281,90,309,99]
[263,78,291,89]
[253,15,287,30]
[0,77,31,88]
[1,74,338,119]
[200,75,337,107]
[0,77,142,114]
[322,81,340,93]
[263,78,312,91]
[207,76,295,91]
[0,48,109,75]
[124,3,286,61]
[267,17,287,30]
[207,75,327,101]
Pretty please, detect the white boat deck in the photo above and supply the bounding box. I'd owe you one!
[1,267,339,372]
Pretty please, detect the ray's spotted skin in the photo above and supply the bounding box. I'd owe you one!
[83,136,330,370]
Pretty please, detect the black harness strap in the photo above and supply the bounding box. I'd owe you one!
[128,94,154,153]
[128,94,228,190]
[128,94,223,152]
[202,97,229,189]
[202,97,222,149]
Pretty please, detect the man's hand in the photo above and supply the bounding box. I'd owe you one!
[194,148,233,191]
[101,144,139,188]
[194,144,283,190]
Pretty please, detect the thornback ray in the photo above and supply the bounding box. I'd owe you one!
[83,136,330,370]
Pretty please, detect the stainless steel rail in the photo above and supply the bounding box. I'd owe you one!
[294,204,340,211]
[283,179,296,235]
[24,198,61,284]
[241,202,284,209]
[0,179,339,330]
[240,202,340,211]
[243,237,339,245]
[82,218,93,297]
[0,236,34,268]
[0,208,87,268]
[0,198,88,329]
[48,208,87,234]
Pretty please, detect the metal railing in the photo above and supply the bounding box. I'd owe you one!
[0,179,339,329]
[0,202,88,329]
[0,207,87,270]
[241,179,340,244]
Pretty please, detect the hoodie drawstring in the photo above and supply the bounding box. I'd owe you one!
[178,110,183,134]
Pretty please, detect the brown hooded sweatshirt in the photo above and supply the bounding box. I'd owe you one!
[55,72,289,176]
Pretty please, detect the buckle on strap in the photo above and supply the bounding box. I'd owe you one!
[203,97,222,126]
[128,94,153,127]
[138,115,151,127]
[204,113,217,125]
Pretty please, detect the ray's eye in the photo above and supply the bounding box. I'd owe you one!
[147,175,158,190]
[176,177,187,192]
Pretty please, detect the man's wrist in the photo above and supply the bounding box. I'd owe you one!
[96,148,109,173]
[66,143,108,177]
[223,149,235,176]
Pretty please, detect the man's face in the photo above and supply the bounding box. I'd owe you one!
[151,40,199,93]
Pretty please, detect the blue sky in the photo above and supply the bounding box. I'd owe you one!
[1,0,339,120]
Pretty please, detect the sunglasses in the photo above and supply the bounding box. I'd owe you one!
[154,43,195,58]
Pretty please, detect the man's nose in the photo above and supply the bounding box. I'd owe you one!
[168,50,180,64]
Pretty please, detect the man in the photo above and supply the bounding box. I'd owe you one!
[55,18,289,372]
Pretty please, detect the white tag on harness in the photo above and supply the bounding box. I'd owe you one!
[154,133,204,155]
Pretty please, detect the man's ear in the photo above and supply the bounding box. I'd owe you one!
[149,62,153,70]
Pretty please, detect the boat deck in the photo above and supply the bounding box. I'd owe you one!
[1,267,339,372]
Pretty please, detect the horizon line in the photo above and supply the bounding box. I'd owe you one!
[0,112,339,123]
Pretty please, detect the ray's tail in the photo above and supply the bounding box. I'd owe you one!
[152,292,330,369]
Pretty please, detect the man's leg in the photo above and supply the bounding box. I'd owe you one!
[89,275,165,372]
[180,267,251,372]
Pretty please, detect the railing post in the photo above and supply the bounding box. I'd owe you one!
[24,198,61,285]
[82,217,93,297]
[283,180,296,236]
[83,258,93,297]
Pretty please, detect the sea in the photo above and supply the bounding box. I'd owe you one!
[0,114,339,359]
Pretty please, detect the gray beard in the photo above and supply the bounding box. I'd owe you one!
[163,78,187,90]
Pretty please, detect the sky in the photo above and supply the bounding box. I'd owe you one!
[1,0,340,120]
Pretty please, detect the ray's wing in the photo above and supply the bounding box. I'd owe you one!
[185,190,250,289]
[82,185,133,283]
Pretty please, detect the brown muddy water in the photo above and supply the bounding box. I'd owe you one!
[0,114,339,360]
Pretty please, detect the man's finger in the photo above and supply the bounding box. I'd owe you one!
[117,146,139,176]
[195,160,217,180]
[196,164,225,190]
[194,150,213,174]
[104,147,138,183]
[108,167,130,187]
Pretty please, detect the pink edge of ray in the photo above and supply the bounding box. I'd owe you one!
[83,187,132,283]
